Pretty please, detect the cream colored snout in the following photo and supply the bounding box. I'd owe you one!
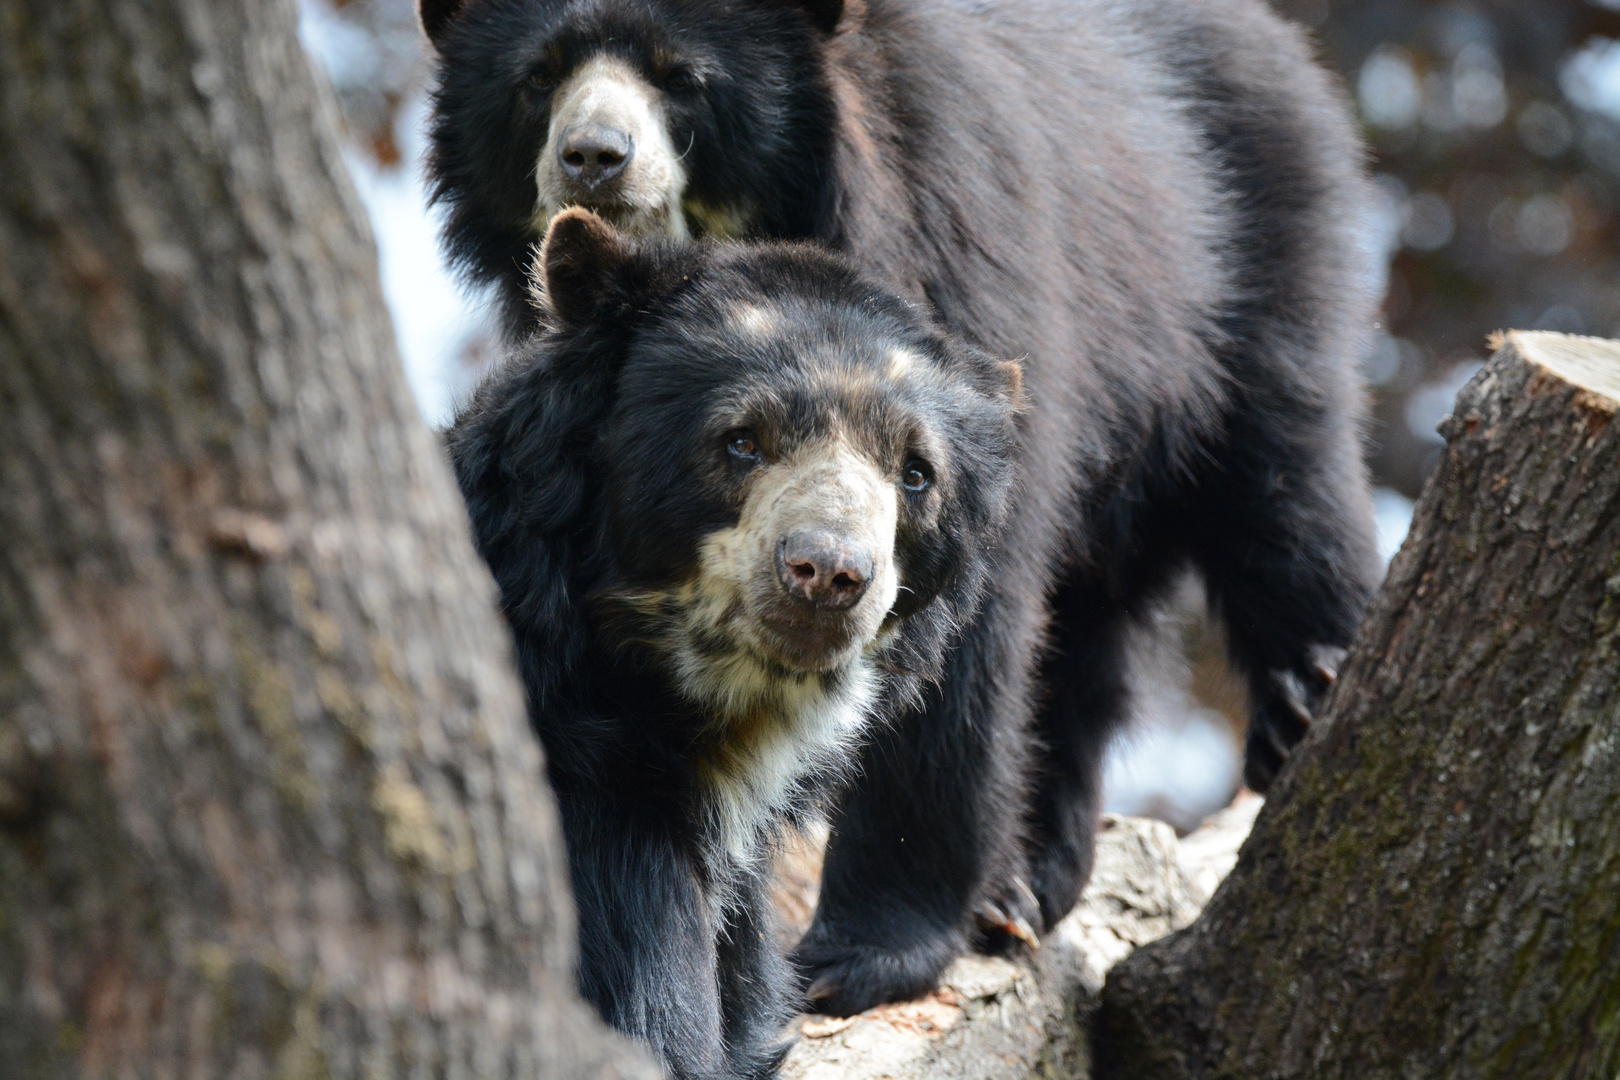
[701,441,901,672]
[534,57,690,239]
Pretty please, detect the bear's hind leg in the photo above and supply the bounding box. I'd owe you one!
[1022,582,1138,932]
[1190,410,1379,792]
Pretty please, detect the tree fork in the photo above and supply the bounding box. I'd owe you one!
[1096,331,1620,1079]
[0,0,654,1076]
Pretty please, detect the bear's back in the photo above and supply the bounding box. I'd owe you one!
[822,0,1374,509]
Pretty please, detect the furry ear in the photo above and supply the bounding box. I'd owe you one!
[946,343,1027,411]
[419,0,470,47]
[793,0,845,34]
[995,358,1026,410]
[531,209,634,328]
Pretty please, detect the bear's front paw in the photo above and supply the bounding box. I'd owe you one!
[1243,644,1346,792]
[972,874,1043,952]
[791,927,961,1017]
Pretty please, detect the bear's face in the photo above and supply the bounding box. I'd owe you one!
[603,319,937,684]
[425,0,839,259]
[535,211,1020,717]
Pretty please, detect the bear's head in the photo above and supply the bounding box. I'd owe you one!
[422,0,845,331]
[451,210,1021,731]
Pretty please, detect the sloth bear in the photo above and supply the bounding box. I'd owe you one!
[447,209,1021,1078]
[425,0,1383,1016]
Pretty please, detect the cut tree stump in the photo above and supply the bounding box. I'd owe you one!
[1097,331,1620,1080]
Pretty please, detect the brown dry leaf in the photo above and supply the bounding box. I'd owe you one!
[862,994,964,1038]
[800,1015,858,1039]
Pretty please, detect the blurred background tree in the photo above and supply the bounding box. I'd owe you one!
[1276,0,1620,494]
[294,0,1620,829]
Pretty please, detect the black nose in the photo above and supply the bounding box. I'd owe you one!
[777,532,873,610]
[557,124,633,187]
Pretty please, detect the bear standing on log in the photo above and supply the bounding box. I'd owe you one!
[423,0,1383,1017]
[449,212,1021,1078]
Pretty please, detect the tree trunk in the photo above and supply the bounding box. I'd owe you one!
[1097,330,1620,1079]
[0,1,655,1076]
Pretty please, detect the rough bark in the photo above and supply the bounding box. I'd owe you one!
[0,1,656,1076]
[1097,331,1620,1079]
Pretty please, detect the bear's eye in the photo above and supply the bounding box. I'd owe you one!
[725,429,761,463]
[664,68,701,92]
[901,459,932,492]
[527,66,555,92]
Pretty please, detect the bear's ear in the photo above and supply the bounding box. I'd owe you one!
[995,358,1026,411]
[419,0,469,47]
[948,344,1026,411]
[532,209,635,329]
[793,0,846,35]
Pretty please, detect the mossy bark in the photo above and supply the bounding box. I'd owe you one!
[0,1,655,1077]
[1096,331,1620,1079]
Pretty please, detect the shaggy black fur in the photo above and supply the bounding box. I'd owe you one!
[446,211,1019,1079]
[427,0,1383,1018]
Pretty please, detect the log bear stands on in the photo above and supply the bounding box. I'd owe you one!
[448,210,1021,1078]
[425,0,1384,1016]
